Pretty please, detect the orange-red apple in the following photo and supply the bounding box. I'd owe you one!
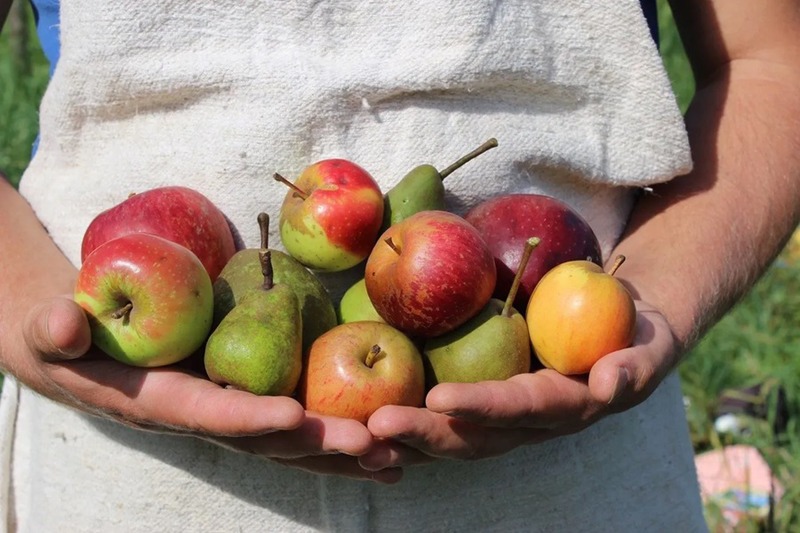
[364,210,496,338]
[526,256,636,375]
[299,322,425,424]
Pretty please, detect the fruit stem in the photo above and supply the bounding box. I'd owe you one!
[111,302,133,320]
[384,237,401,255]
[438,138,499,180]
[501,237,540,318]
[273,173,308,200]
[258,212,270,250]
[607,255,626,276]
[365,344,384,368]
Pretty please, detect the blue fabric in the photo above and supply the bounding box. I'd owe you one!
[28,0,661,78]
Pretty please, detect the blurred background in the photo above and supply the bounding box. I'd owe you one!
[2,0,798,530]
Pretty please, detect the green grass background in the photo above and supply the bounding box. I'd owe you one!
[2,1,798,530]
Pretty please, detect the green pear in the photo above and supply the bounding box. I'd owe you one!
[422,237,540,386]
[214,213,337,351]
[204,246,303,396]
[382,138,498,230]
[337,278,385,324]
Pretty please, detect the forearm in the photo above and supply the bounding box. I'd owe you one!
[0,178,78,380]
[613,62,800,353]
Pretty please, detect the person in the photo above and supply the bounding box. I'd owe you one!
[1,0,798,530]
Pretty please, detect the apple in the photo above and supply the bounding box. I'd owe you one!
[465,194,602,312]
[299,321,426,424]
[364,210,496,338]
[81,186,236,281]
[526,255,636,375]
[74,233,214,367]
[275,159,384,272]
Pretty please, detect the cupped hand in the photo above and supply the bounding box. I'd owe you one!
[360,301,679,470]
[18,295,401,483]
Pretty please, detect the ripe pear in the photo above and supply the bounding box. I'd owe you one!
[204,244,303,396]
[214,213,337,351]
[422,237,540,386]
[337,278,385,324]
[381,138,498,230]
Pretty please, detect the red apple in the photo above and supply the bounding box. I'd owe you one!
[299,322,426,424]
[74,233,215,367]
[81,186,236,280]
[364,210,496,338]
[465,194,602,313]
[275,159,384,272]
[526,255,636,375]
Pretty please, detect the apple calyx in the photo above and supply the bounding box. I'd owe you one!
[384,237,402,255]
[439,137,499,180]
[501,236,540,318]
[607,254,626,276]
[111,301,133,320]
[273,173,308,201]
[257,212,274,290]
[365,344,385,368]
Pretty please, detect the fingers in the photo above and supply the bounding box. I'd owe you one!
[23,296,92,361]
[209,413,374,458]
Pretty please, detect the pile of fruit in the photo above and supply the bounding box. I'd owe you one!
[74,139,637,424]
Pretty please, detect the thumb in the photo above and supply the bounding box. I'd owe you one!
[24,296,92,361]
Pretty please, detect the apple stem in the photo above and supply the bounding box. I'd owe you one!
[384,237,401,255]
[501,237,541,318]
[111,302,133,320]
[607,254,626,277]
[273,173,308,200]
[438,138,499,180]
[365,344,384,368]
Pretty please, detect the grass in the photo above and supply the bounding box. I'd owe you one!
[2,2,799,530]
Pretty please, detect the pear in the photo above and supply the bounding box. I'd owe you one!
[422,237,540,386]
[381,138,498,230]
[204,231,303,396]
[214,213,337,351]
[337,278,385,324]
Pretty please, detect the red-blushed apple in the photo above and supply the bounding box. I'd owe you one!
[465,193,602,313]
[81,186,236,281]
[74,233,214,367]
[526,255,636,375]
[299,321,425,424]
[275,159,384,272]
[364,210,496,338]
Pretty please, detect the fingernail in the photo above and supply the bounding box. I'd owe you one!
[609,367,629,405]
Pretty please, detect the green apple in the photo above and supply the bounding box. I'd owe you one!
[336,278,385,324]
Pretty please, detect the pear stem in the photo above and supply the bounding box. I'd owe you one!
[501,237,540,318]
[365,344,384,368]
[111,302,133,320]
[256,212,274,290]
[273,173,308,200]
[607,254,626,276]
[384,237,401,255]
[438,138,499,180]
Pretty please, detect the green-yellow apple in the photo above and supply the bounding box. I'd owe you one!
[336,278,385,324]
[465,193,602,313]
[275,159,384,272]
[81,185,236,281]
[74,233,214,367]
[299,321,425,424]
[526,255,636,375]
[364,210,496,338]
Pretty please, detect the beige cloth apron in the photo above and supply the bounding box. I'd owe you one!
[6,0,703,531]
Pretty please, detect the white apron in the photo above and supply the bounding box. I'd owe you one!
[5,0,704,530]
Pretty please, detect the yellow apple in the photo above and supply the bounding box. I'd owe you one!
[526,255,636,375]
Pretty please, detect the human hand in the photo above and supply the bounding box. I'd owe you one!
[18,295,401,483]
[359,301,679,469]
